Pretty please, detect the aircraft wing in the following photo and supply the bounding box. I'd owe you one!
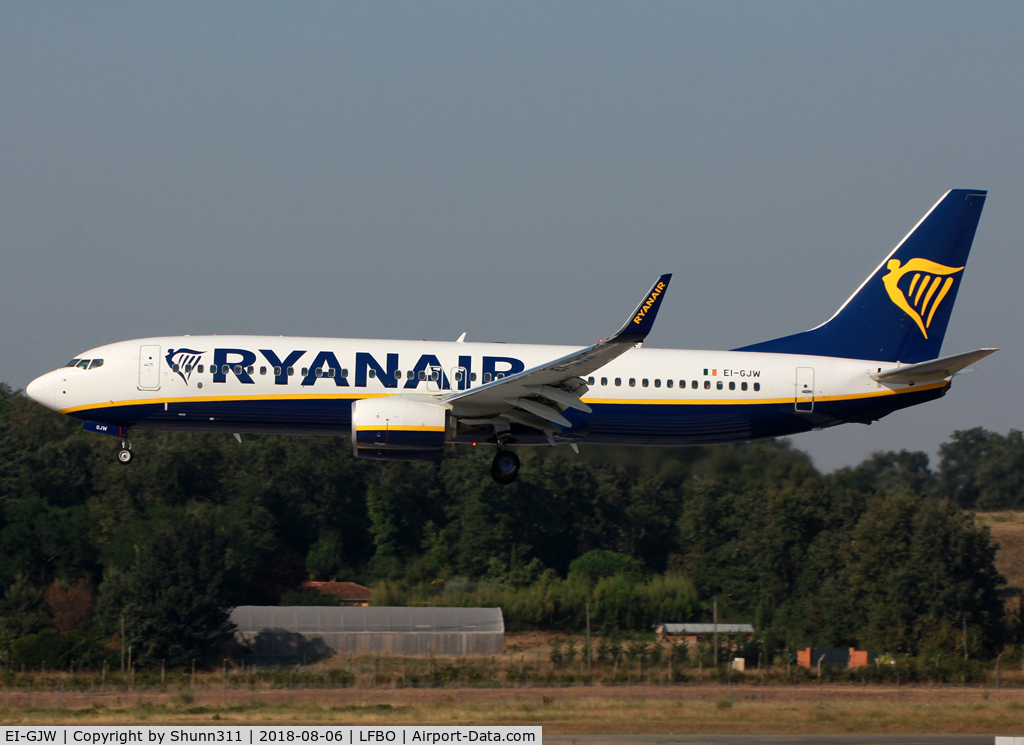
[441,274,671,430]
[870,348,998,384]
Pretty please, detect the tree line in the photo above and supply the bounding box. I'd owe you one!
[0,382,1020,667]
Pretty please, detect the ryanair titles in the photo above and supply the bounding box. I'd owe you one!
[632,281,666,325]
[165,347,526,392]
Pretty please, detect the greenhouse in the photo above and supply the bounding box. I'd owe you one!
[230,606,505,656]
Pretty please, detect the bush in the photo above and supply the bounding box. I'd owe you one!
[10,628,116,669]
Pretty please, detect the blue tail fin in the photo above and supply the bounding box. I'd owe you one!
[735,189,987,363]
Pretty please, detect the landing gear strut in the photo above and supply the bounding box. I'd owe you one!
[491,448,520,485]
[117,435,133,465]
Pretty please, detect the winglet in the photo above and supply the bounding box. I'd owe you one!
[607,274,672,344]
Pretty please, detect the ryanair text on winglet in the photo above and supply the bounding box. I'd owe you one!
[633,282,666,325]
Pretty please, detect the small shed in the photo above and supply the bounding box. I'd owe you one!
[655,623,755,653]
[231,606,504,657]
[797,647,875,669]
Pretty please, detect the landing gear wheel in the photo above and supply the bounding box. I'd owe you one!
[491,450,520,485]
[117,448,133,465]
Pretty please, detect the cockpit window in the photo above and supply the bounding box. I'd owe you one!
[89,359,104,369]
[76,360,90,369]
[66,359,81,368]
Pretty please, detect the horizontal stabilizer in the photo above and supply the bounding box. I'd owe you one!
[871,348,997,384]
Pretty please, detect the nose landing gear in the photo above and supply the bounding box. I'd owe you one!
[491,448,520,485]
[117,435,133,465]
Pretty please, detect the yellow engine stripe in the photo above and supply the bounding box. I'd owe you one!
[355,425,445,432]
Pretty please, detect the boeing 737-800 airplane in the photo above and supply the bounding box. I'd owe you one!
[26,190,995,483]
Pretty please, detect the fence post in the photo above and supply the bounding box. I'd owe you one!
[191,659,196,693]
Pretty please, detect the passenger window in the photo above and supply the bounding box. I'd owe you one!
[368,369,376,378]
[666,380,673,388]
[315,368,323,377]
[691,381,697,389]
[716,381,723,390]
[246,366,253,374]
[432,371,440,381]
[729,381,735,390]
[234,365,243,375]
[274,366,282,376]
[407,371,414,379]
[588,376,595,385]
[77,360,90,369]
[615,378,621,386]
[341,369,348,378]
[172,364,180,372]
[482,372,492,382]
[654,379,661,388]
[741,382,748,391]
[287,367,294,376]
[454,371,463,382]
[471,373,477,382]
[496,373,504,379]
[394,370,401,380]
[302,367,310,377]
[329,368,336,377]
[704,380,710,390]
[66,359,80,368]
[754,382,760,391]
[629,378,636,387]
[198,364,204,373]
[184,364,192,373]
[601,377,608,386]
[418,371,427,380]
[89,359,104,369]
[260,366,267,375]
[642,379,649,388]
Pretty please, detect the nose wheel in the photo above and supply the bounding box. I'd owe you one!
[117,436,133,465]
[491,449,520,485]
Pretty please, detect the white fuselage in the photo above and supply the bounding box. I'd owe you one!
[26,335,946,447]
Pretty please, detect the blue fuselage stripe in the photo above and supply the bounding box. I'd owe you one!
[69,385,947,446]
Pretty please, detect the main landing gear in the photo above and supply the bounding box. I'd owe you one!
[117,435,133,465]
[491,448,520,485]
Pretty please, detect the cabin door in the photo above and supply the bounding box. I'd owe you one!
[138,345,162,391]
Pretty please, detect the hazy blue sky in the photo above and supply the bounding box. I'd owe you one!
[2,2,1022,471]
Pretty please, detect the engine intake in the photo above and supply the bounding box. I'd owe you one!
[351,395,452,461]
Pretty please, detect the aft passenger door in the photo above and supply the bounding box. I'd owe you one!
[139,345,161,391]
[795,367,814,412]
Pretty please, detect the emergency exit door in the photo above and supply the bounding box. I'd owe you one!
[138,345,161,391]
[795,367,814,412]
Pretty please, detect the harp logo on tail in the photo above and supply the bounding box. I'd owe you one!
[882,259,964,339]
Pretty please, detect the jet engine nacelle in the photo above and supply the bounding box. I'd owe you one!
[351,395,452,461]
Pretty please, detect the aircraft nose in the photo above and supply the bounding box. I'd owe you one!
[26,370,59,411]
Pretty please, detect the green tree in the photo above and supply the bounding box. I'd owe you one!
[569,550,641,584]
[938,428,1024,509]
[96,507,256,666]
[842,493,1004,654]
